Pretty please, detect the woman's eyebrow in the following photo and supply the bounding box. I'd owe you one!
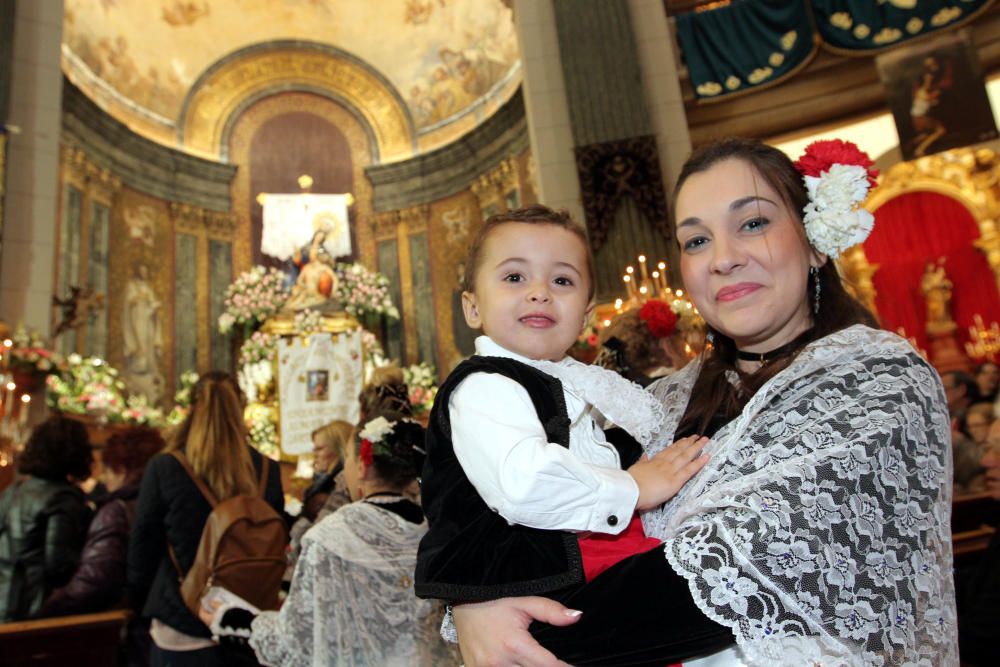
[677,195,777,228]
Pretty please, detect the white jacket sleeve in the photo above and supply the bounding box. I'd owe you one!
[449,372,638,534]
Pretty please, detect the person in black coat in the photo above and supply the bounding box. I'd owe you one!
[0,416,93,621]
[128,371,284,667]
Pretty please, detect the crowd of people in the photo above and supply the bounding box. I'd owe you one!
[0,135,995,666]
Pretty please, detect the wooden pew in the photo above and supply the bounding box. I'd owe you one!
[0,609,130,667]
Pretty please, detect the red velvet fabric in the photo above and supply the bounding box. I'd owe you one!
[864,191,1000,353]
[577,514,662,582]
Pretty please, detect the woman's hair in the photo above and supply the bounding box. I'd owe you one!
[359,366,412,422]
[167,370,257,500]
[102,426,166,485]
[349,410,426,489]
[310,420,353,471]
[673,138,877,436]
[18,416,93,482]
[597,309,669,375]
[462,204,596,301]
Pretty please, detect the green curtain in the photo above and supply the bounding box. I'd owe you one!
[678,0,994,102]
[814,0,992,52]
[676,0,816,99]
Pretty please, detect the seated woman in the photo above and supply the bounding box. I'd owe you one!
[42,425,165,616]
[206,411,456,666]
[0,417,93,621]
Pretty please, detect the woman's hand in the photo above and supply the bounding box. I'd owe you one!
[453,597,581,667]
[628,435,710,510]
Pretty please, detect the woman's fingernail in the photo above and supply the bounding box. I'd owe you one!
[565,609,583,617]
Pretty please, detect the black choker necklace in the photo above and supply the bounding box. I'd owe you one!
[735,331,812,365]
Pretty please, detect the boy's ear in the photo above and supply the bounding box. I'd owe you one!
[461,291,483,329]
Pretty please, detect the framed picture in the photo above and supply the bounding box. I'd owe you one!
[877,30,997,161]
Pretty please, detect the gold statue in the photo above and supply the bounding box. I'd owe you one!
[921,258,955,335]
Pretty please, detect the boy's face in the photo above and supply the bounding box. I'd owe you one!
[462,222,592,361]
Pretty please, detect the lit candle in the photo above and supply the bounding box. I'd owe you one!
[638,255,649,283]
[18,394,30,429]
[614,298,623,311]
[623,274,635,300]
[4,381,13,414]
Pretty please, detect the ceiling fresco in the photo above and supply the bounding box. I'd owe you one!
[62,0,520,155]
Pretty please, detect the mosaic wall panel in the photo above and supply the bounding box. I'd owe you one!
[408,232,437,366]
[59,185,82,354]
[84,201,110,358]
[174,233,198,377]
[377,238,405,362]
[208,239,233,372]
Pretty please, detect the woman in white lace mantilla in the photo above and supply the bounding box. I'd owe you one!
[204,413,456,666]
[452,138,957,666]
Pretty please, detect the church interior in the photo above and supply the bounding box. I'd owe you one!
[1,0,1000,665]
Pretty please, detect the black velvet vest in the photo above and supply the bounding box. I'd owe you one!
[414,356,585,602]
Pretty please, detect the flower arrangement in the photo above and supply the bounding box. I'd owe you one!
[246,404,279,459]
[402,362,439,415]
[293,308,322,333]
[639,299,678,339]
[335,263,400,321]
[117,394,165,426]
[217,266,289,334]
[8,325,66,377]
[358,416,396,465]
[239,330,276,367]
[165,370,199,425]
[794,139,879,257]
[46,356,127,420]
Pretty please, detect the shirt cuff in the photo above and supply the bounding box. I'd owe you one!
[584,467,639,534]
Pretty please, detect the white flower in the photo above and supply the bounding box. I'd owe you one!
[218,312,236,334]
[360,416,395,443]
[802,164,874,256]
[68,353,82,365]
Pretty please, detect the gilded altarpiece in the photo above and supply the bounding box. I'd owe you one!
[0,132,6,271]
[842,147,1000,318]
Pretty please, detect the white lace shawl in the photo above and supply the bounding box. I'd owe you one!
[249,502,457,666]
[642,325,958,666]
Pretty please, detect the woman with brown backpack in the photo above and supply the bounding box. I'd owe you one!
[128,371,285,667]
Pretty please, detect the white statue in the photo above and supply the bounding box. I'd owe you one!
[123,264,164,402]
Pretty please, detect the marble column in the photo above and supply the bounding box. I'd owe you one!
[0,0,64,336]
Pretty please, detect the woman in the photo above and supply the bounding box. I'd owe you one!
[206,412,456,666]
[42,425,165,617]
[451,138,957,666]
[0,416,93,621]
[128,371,284,667]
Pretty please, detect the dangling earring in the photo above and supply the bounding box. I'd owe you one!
[810,266,821,315]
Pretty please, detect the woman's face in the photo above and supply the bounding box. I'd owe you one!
[312,435,338,473]
[675,158,823,352]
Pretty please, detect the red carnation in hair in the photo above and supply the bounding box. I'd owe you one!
[639,300,678,339]
[359,439,374,466]
[794,139,879,188]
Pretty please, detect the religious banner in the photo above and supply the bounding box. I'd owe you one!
[261,193,352,261]
[276,329,362,455]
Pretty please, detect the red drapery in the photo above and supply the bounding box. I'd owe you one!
[864,191,1000,354]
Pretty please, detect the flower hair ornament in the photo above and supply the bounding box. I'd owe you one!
[639,299,678,339]
[357,415,425,467]
[793,139,879,257]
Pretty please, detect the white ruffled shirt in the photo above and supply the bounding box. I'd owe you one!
[449,336,663,535]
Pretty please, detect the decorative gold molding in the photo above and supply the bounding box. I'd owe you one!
[837,246,879,317]
[372,211,400,241]
[181,48,413,161]
[864,147,1000,299]
[470,158,518,213]
[398,204,430,234]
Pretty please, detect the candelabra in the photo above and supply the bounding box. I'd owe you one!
[0,337,32,467]
[965,314,1000,363]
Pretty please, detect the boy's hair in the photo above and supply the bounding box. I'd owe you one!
[462,204,596,301]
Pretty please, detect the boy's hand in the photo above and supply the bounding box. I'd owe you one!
[628,435,709,510]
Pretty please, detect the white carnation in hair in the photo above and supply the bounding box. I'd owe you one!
[359,416,395,443]
[802,164,874,256]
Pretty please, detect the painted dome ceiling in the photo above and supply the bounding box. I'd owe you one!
[62,0,520,159]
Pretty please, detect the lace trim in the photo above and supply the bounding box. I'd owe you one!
[528,357,666,447]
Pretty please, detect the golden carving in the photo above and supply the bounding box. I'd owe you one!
[865,147,1000,299]
[181,48,413,162]
[398,204,430,234]
[470,158,518,213]
[837,245,879,317]
[372,211,400,240]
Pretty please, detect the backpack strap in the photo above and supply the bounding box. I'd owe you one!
[170,450,219,507]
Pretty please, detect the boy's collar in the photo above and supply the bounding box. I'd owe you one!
[474,336,575,367]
